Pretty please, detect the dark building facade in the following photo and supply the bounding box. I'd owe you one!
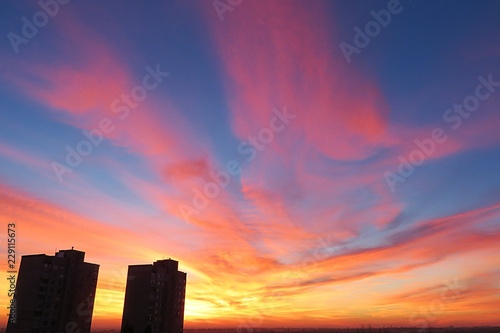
[6,249,99,333]
[121,259,186,333]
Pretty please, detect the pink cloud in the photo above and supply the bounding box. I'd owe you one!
[202,0,391,162]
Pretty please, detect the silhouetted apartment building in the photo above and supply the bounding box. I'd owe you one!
[6,248,99,333]
[121,258,187,333]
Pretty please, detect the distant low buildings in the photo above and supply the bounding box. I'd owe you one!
[121,258,187,333]
[6,248,99,333]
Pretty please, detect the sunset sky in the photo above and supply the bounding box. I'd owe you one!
[1,0,500,329]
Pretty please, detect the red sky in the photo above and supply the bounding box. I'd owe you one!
[1,0,500,329]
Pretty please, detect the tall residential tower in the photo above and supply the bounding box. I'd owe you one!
[121,258,187,333]
[6,249,99,333]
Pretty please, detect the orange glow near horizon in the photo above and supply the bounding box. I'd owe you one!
[1,184,499,328]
